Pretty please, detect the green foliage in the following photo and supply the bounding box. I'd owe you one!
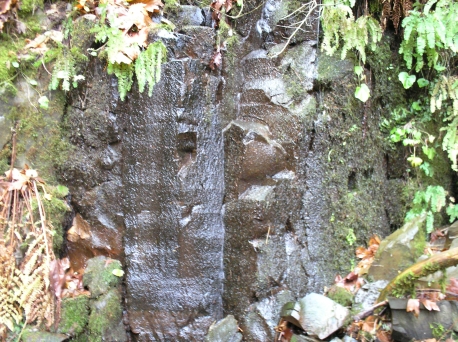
[321,0,382,64]
[398,72,416,89]
[135,41,167,96]
[399,0,458,72]
[107,62,134,101]
[18,0,44,13]
[91,5,167,101]
[345,228,357,246]
[430,323,445,340]
[49,45,86,91]
[406,185,448,233]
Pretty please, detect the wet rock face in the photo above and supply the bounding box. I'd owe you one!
[57,1,408,340]
[118,59,224,339]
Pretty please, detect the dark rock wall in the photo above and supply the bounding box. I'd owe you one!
[118,58,225,340]
[0,1,420,341]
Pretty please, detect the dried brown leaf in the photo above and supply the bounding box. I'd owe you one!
[420,298,440,311]
[446,278,458,295]
[406,298,420,317]
[376,330,393,342]
[362,315,377,333]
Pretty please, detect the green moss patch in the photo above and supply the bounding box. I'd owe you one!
[58,296,90,336]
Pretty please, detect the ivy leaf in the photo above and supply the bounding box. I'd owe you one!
[38,96,49,110]
[112,269,124,277]
[354,65,363,77]
[399,72,416,89]
[422,146,436,160]
[412,101,422,110]
[417,78,429,88]
[355,83,370,102]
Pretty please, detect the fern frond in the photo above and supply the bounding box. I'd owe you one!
[108,62,134,101]
[135,41,167,97]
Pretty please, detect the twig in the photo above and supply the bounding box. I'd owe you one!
[270,0,321,57]
[8,124,18,181]
[353,300,388,321]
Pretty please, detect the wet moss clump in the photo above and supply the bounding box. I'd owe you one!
[88,289,123,342]
[58,296,90,337]
[327,286,354,307]
[83,256,123,298]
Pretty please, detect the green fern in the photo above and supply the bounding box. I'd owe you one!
[406,185,447,233]
[49,46,86,91]
[135,41,167,97]
[107,62,134,101]
[321,0,381,63]
[399,0,458,72]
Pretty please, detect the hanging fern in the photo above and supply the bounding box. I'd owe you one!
[135,41,167,97]
[321,0,382,63]
[49,45,86,91]
[107,62,134,101]
[399,0,458,72]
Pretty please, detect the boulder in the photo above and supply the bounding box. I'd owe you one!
[281,293,350,339]
[390,299,458,342]
[368,214,426,281]
[205,315,242,342]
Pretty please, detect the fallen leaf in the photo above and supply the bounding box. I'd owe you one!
[446,278,458,296]
[129,0,163,13]
[406,298,420,317]
[376,330,393,342]
[420,298,440,312]
[362,315,377,333]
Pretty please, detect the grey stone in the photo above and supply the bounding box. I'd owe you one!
[166,5,204,28]
[205,315,242,342]
[354,280,389,311]
[243,291,295,341]
[391,299,458,342]
[297,293,350,339]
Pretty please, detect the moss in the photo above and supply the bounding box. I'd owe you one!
[5,94,72,181]
[391,262,443,298]
[18,0,44,14]
[0,35,21,95]
[87,289,123,342]
[327,286,354,307]
[83,257,123,298]
[58,296,90,336]
[41,190,70,254]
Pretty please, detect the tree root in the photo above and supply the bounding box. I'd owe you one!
[377,247,458,302]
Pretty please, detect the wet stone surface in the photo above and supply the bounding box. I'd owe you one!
[48,0,413,340]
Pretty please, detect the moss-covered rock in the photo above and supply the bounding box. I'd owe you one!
[83,256,123,298]
[87,288,126,342]
[369,214,426,282]
[327,286,354,307]
[21,329,67,342]
[58,296,90,336]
